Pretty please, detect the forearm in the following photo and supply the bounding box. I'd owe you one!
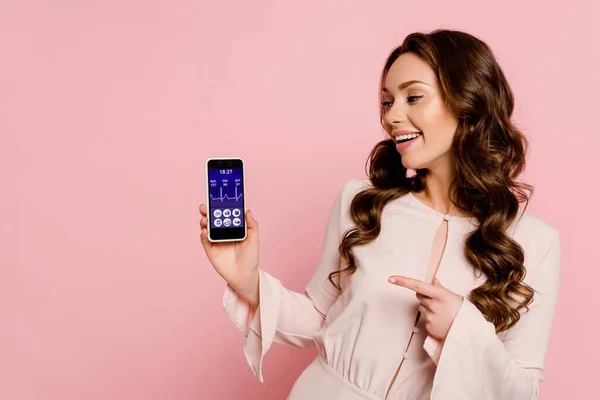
[430,299,542,399]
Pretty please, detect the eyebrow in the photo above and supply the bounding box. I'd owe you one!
[382,80,431,92]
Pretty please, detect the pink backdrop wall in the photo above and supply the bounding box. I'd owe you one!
[1,1,598,399]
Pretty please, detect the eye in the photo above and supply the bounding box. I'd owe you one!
[408,95,424,104]
[381,101,393,109]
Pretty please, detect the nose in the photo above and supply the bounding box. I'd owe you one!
[383,102,408,127]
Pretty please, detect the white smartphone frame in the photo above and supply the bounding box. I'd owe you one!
[205,157,247,243]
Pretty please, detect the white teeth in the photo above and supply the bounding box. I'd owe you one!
[394,133,421,142]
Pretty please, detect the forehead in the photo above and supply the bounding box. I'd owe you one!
[383,52,437,90]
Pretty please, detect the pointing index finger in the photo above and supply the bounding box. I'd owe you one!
[389,276,438,298]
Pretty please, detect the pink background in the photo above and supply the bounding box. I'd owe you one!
[1,1,598,399]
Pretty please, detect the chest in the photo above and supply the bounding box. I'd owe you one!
[340,212,486,306]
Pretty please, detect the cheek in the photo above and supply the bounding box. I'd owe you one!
[420,101,457,146]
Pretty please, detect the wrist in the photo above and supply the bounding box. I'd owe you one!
[231,270,260,308]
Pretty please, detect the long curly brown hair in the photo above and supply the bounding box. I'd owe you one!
[328,29,535,333]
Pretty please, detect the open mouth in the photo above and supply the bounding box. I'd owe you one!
[394,132,422,143]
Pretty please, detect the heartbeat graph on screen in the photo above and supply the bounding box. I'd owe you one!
[210,187,243,202]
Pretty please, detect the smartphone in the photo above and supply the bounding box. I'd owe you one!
[206,157,247,242]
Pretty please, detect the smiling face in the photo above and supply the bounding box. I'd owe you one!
[381,52,459,172]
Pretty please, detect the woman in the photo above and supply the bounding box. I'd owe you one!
[199,29,561,400]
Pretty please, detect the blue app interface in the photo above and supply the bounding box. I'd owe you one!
[209,167,244,229]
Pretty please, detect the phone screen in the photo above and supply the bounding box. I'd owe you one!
[206,158,246,241]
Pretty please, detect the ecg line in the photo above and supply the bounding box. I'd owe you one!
[210,186,243,202]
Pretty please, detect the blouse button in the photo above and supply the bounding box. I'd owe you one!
[402,352,411,360]
[412,326,420,334]
[443,214,450,221]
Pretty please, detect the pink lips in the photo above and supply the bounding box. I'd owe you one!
[393,130,422,152]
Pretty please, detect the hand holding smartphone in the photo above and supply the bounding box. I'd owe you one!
[199,157,260,307]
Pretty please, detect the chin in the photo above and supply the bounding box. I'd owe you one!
[401,156,427,171]
[400,148,450,172]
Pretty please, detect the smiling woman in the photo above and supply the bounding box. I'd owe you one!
[200,28,561,400]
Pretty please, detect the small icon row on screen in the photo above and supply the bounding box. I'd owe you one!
[213,208,241,218]
[214,217,241,227]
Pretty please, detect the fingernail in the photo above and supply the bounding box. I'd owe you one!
[388,277,396,284]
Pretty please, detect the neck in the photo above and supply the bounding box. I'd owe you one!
[415,157,469,218]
